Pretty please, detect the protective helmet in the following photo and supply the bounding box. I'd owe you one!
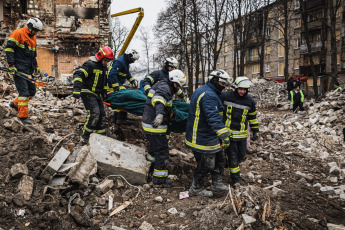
[127,49,140,61]
[165,57,179,69]
[26,17,44,31]
[95,46,114,61]
[208,69,232,83]
[169,69,186,87]
[234,76,254,88]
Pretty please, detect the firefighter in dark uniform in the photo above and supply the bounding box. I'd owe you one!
[5,18,44,124]
[185,70,231,197]
[142,70,187,187]
[142,57,187,102]
[72,46,114,143]
[221,76,259,188]
[107,49,139,125]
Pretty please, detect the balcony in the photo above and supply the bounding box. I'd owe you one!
[300,42,322,54]
[299,63,325,75]
[305,0,325,10]
[247,56,260,63]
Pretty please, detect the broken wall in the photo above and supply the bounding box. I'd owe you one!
[1,0,110,80]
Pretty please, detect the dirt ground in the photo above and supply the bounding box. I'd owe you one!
[0,96,344,230]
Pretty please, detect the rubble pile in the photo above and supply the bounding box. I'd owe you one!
[251,78,289,109]
[0,71,344,229]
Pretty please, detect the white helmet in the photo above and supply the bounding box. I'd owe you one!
[169,69,186,87]
[26,18,44,31]
[208,69,232,83]
[234,76,254,88]
[165,57,179,69]
[128,49,140,61]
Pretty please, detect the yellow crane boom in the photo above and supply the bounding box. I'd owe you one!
[111,7,144,58]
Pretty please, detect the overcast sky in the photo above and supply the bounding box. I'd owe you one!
[111,0,166,52]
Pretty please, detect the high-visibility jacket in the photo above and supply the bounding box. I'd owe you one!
[290,90,304,104]
[142,80,174,134]
[185,82,230,154]
[73,56,108,96]
[5,27,37,75]
[221,90,259,140]
[142,66,185,99]
[107,54,135,91]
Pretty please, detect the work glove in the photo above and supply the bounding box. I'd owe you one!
[220,136,230,149]
[251,131,259,141]
[73,91,81,99]
[182,96,187,102]
[132,81,138,89]
[152,114,164,128]
[145,89,150,96]
[101,92,107,100]
[8,66,17,75]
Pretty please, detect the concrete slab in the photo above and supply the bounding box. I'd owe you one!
[40,147,70,181]
[89,133,150,185]
[67,145,97,188]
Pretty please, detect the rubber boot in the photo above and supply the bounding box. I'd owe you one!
[80,133,90,144]
[10,101,18,111]
[152,177,172,188]
[188,179,213,197]
[19,117,32,125]
[211,178,229,193]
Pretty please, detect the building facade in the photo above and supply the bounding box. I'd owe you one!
[0,0,111,82]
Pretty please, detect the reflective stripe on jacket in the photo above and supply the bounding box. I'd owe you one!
[185,82,230,154]
[5,27,37,75]
[221,90,259,140]
[290,90,304,104]
[73,56,108,96]
[142,80,173,134]
[107,54,135,91]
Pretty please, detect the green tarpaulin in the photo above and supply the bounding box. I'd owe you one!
[105,89,189,133]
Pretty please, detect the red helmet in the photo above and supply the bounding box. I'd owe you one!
[96,46,114,61]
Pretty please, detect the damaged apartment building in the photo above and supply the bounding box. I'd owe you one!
[0,0,111,90]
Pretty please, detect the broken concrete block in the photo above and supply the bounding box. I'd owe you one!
[10,163,28,179]
[320,186,335,195]
[18,175,34,201]
[327,223,345,230]
[295,171,313,182]
[139,221,155,230]
[95,179,114,194]
[40,147,70,181]
[67,145,97,188]
[89,134,150,185]
[242,214,256,225]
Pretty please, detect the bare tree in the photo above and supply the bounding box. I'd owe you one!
[110,18,129,57]
[138,26,152,73]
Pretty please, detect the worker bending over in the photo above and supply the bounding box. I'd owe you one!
[108,50,140,125]
[221,76,259,188]
[142,57,187,102]
[142,70,187,187]
[73,46,114,143]
[185,70,231,197]
[5,18,44,124]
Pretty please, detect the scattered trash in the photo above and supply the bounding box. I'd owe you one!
[179,191,189,200]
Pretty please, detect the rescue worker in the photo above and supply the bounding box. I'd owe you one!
[334,81,342,92]
[142,69,187,187]
[221,76,259,188]
[185,69,231,197]
[290,85,304,113]
[72,46,114,143]
[287,76,294,101]
[108,49,139,125]
[142,57,187,102]
[5,18,44,124]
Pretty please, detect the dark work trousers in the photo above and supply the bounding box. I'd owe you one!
[14,75,36,97]
[225,140,247,184]
[192,150,226,187]
[146,133,169,183]
[293,102,304,113]
[81,93,106,138]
